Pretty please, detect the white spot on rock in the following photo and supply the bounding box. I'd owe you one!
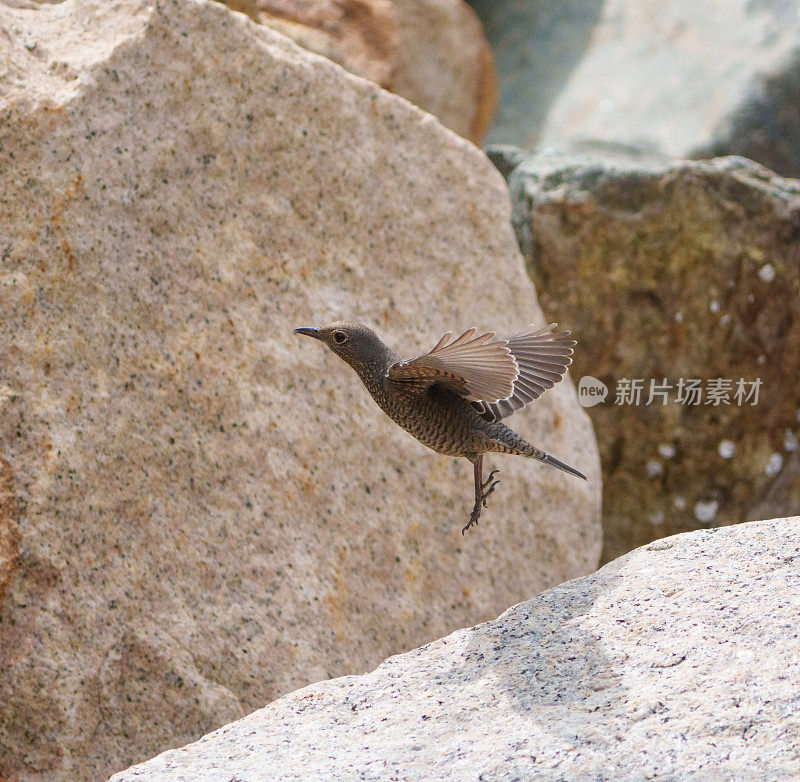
[785,430,799,452]
[649,509,665,525]
[695,500,719,523]
[718,440,736,458]
[646,460,663,478]
[765,453,783,477]
[673,496,687,510]
[709,300,720,313]
[758,263,776,283]
[658,444,676,459]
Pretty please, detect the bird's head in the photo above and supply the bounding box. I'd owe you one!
[295,321,391,373]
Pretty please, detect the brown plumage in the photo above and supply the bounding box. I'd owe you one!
[296,321,586,533]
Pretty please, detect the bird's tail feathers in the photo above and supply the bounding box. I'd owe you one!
[528,447,587,480]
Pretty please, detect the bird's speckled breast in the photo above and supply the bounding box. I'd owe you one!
[367,378,498,457]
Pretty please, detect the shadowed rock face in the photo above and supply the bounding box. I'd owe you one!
[0,1,599,777]
[111,516,800,781]
[488,149,800,562]
[469,0,603,150]
[471,0,800,178]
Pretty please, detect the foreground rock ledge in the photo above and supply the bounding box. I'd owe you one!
[112,516,800,780]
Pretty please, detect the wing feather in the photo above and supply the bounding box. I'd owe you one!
[388,322,576,418]
[471,323,576,422]
[388,328,518,402]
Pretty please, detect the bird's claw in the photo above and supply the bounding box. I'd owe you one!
[480,471,500,508]
[481,469,499,491]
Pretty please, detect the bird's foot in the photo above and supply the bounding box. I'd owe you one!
[462,470,501,534]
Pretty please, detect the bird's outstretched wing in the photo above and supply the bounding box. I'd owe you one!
[470,324,575,422]
[387,324,575,419]
[387,328,517,402]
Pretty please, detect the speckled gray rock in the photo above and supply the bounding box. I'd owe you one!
[0,0,600,778]
[488,148,800,563]
[110,516,800,780]
[471,0,800,178]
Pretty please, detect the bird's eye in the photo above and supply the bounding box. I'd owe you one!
[332,330,348,345]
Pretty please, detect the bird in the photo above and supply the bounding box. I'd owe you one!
[295,321,587,533]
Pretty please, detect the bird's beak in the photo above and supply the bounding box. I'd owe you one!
[295,326,323,341]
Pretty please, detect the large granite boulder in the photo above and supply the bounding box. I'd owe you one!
[0,0,599,777]
[223,0,496,143]
[111,516,800,780]
[488,148,800,562]
[471,0,800,178]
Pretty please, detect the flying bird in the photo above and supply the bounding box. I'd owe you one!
[295,321,586,533]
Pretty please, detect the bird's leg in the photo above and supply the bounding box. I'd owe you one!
[462,455,500,534]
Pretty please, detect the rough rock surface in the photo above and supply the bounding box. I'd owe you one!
[223,0,496,143]
[389,0,496,144]
[111,516,800,780]
[0,0,600,777]
[471,0,800,178]
[488,148,800,562]
[0,456,19,606]
[251,0,398,86]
